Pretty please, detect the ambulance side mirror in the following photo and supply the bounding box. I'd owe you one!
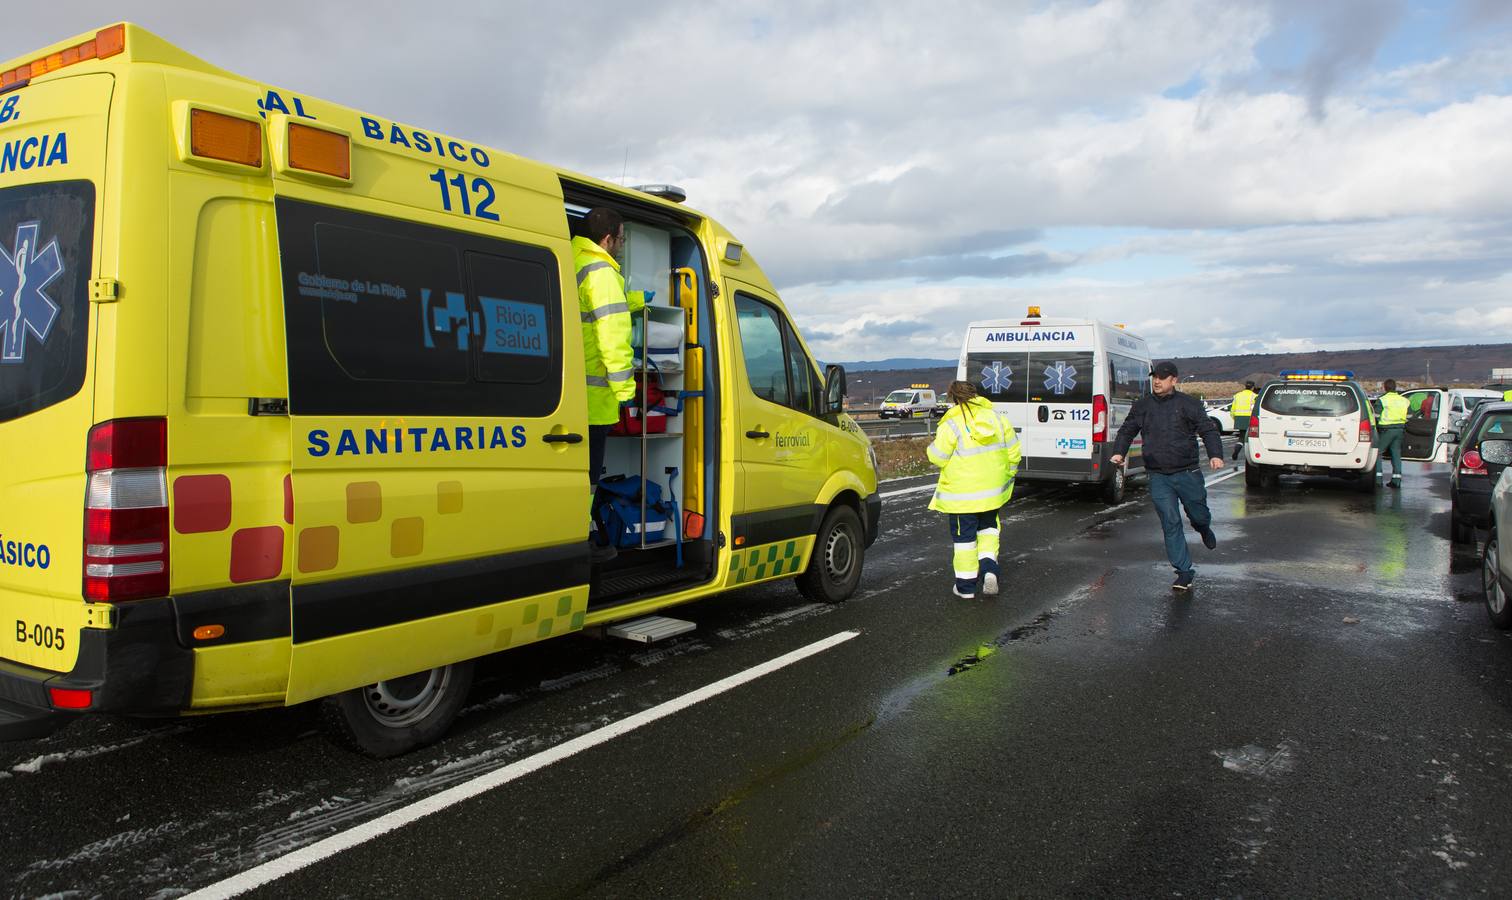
[824,365,847,415]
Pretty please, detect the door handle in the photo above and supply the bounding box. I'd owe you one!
[745,430,770,439]
[543,433,583,444]
[1037,405,1049,423]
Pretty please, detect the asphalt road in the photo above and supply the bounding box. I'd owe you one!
[4,455,1510,898]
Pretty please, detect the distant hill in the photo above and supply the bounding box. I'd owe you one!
[840,342,1512,404]
[829,357,955,372]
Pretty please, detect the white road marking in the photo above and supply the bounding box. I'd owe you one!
[881,482,938,499]
[1206,468,1241,487]
[183,630,862,900]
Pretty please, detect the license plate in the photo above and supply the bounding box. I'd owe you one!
[1287,437,1328,449]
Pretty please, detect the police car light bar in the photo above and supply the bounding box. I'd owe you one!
[1280,370,1354,381]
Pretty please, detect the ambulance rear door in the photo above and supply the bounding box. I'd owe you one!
[0,73,112,685]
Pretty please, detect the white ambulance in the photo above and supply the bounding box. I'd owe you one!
[955,308,1152,503]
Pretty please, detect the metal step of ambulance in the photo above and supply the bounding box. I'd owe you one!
[605,616,696,643]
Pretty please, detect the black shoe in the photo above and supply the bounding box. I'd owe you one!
[1199,526,1217,550]
[1172,571,1195,591]
[1387,479,1401,490]
[590,541,618,564]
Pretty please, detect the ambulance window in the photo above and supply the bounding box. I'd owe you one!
[308,222,470,385]
[965,353,1027,404]
[783,318,819,415]
[735,295,790,407]
[0,181,95,424]
[277,198,562,416]
[468,250,560,388]
[1026,351,1094,404]
[1108,352,1148,402]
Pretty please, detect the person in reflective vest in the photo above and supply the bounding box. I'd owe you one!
[1504,388,1512,401]
[575,208,652,559]
[927,381,1022,598]
[1229,380,1257,460]
[1375,378,1411,489]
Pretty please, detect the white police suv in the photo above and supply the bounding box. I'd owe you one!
[1244,370,1380,492]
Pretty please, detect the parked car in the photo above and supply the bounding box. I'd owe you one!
[932,399,952,418]
[1480,440,1512,628]
[1441,401,1512,543]
[1204,401,1236,434]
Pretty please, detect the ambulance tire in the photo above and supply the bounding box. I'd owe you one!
[321,660,475,758]
[1101,464,1126,504]
[798,505,865,603]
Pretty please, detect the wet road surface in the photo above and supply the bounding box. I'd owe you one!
[3,458,1510,898]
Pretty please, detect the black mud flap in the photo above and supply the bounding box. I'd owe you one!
[0,696,73,741]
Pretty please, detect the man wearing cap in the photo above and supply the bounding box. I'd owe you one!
[1109,361,1225,591]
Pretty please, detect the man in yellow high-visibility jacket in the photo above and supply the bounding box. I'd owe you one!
[1229,380,1257,460]
[1375,378,1411,489]
[927,381,1022,598]
[575,208,651,560]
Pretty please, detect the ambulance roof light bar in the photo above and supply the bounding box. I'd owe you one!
[1,24,124,88]
[1280,369,1354,381]
[632,184,687,204]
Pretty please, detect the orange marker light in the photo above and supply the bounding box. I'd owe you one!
[734,536,746,547]
[0,25,120,87]
[193,624,226,641]
[288,123,351,179]
[95,25,126,59]
[190,109,263,167]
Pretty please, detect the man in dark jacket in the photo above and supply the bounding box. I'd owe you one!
[1109,361,1225,591]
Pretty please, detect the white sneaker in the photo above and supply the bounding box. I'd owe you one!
[952,585,975,599]
[982,572,999,595]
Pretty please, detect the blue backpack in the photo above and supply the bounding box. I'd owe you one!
[593,476,673,548]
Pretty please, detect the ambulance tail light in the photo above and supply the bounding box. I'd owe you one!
[1460,449,1486,476]
[83,418,169,603]
[1092,394,1108,443]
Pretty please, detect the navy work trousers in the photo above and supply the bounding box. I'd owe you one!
[1147,469,1211,576]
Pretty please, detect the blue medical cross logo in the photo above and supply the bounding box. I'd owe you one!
[979,360,1013,394]
[0,221,64,365]
[1043,361,1078,395]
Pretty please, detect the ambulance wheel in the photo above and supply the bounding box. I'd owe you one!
[1101,464,1126,504]
[798,505,864,603]
[321,660,475,758]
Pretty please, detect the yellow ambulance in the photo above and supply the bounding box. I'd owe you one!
[0,24,879,756]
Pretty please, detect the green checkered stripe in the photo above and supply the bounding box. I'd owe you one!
[728,538,810,585]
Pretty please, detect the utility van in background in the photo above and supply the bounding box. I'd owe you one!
[956,308,1152,503]
[0,24,880,756]
[879,385,937,419]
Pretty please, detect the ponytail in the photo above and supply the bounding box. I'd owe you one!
[947,380,977,407]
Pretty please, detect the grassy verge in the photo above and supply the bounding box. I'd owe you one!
[873,436,934,480]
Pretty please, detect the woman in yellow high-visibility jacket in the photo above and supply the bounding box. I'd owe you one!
[927,381,1022,598]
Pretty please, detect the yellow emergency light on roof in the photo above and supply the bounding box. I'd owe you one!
[1027,305,1042,317]
[1,24,124,87]
[288,122,351,180]
[190,109,263,168]
[911,383,930,389]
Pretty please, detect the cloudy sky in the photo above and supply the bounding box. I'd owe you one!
[9,1,1512,362]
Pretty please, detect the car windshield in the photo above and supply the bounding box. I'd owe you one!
[884,391,913,402]
[1260,384,1359,417]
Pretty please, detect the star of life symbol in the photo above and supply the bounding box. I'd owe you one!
[979,360,1013,393]
[0,221,64,365]
[1043,360,1078,395]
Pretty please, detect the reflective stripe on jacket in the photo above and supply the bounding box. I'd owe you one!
[1230,389,1257,418]
[573,236,646,425]
[1379,391,1410,426]
[927,397,1022,513]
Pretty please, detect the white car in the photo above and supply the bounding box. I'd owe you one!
[1245,370,1380,492]
[1483,440,1512,629]
[1204,402,1235,434]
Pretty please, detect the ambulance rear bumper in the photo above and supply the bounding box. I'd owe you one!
[0,597,193,741]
